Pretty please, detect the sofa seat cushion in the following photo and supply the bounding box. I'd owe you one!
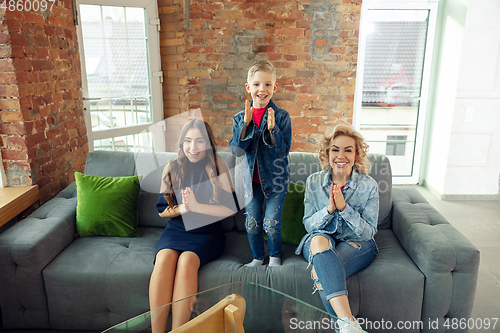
[366,154,393,230]
[198,231,325,311]
[198,230,425,332]
[354,230,425,332]
[42,227,161,330]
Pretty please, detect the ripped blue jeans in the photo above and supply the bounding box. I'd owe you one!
[302,233,377,316]
[244,181,287,260]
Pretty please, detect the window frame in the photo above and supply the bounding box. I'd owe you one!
[353,0,439,184]
[76,0,164,152]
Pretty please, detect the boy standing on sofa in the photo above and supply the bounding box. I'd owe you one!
[229,60,292,267]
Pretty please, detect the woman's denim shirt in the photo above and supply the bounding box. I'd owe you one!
[229,99,292,198]
[295,167,379,255]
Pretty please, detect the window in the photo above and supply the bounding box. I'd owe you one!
[386,135,407,156]
[76,0,163,152]
[354,1,438,184]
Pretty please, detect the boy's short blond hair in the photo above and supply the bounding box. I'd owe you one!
[247,59,276,83]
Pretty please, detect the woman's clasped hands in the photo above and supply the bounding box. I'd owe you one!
[327,183,346,214]
[181,187,200,214]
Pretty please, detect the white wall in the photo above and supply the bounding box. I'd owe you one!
[423,0,500,198]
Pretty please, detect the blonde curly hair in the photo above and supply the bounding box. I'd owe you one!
[318,123,370,174]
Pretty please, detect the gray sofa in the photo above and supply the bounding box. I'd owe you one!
[0,150,479,332]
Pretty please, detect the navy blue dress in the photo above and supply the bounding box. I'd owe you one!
[155,158,231,267]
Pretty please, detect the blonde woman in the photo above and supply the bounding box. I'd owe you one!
[295,123,379,333]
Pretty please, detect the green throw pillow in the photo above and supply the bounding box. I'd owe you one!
[281,182,307,245]
[75,172,141,238]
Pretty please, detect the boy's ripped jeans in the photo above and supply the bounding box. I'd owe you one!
[244,182,287,260]
[302,234,377,316]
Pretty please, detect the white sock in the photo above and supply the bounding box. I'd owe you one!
[269,257,281,267]
[244,259,263,267]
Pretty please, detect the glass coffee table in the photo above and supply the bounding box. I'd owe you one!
[102,281,366,332]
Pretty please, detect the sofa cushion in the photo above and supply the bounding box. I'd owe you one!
[288,152,323,186]
[196,232,327,332]
[197,231,324,310]
[198,229,424,332]
[367,154,392,230]
[42,227,161,330]
[84,150,137,177]
[75,172,141,238]
[134,151,177,229]
[356,230,425,331]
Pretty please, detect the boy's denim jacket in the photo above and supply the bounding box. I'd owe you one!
[229,99,292,198]
[295,167,379,255]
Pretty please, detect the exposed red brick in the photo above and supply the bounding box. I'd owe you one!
[0,99,20,111]
[315,38,327,46]
[10,33,28,46]
[24,12,45,24]
[4,136,27,149]
[0,2,89,202]
[2,148,28,160]
[0,59,14,72]
[275,28,305,37]
[159,0,360,153]
[0,110,22,122]
[0,33,10,44]
[26,132,46,147]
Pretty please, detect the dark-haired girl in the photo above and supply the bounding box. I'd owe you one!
[149,119,237,332]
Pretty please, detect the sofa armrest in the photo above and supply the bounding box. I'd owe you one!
[391,187,480,332]
[0,183,77,329]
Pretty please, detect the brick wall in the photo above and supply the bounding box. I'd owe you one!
[0,0,88,202]
[159,0,361,151]
[1,0,361,202]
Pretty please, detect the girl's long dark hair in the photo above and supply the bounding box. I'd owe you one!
[163,119,221,207]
